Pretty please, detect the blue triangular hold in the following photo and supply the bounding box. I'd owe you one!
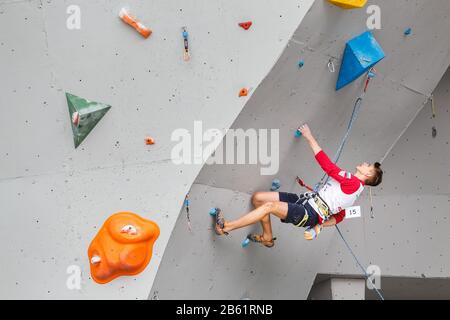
[336,31,385,91]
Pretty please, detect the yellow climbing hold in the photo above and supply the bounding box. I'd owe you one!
[328,0,367,9]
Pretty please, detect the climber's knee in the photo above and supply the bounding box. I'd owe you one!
[252,191,280,207]
[251,192,265,207]
[261,201,288,219]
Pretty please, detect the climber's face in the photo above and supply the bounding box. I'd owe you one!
[356,162,375,178]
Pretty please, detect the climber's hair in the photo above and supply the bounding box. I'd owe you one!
[366,162,383,187]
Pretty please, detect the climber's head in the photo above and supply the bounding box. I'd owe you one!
[356,162,383,187]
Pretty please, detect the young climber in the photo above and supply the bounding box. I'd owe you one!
[214,123,383,247]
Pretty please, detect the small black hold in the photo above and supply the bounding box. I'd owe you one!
[432,126,437,138]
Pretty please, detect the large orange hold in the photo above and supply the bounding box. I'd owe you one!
[88,212,160,284]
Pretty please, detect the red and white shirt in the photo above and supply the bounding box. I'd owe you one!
[309,150,364,225]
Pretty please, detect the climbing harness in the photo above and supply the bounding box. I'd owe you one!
[312,194,332,221]
[295,211,309,228]
[291,192,310,227]
[292,190,331,225]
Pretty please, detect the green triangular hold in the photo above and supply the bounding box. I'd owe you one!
[66,93,111,148]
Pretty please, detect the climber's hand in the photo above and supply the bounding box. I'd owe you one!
[298,124,313,140]
[304,225,322,240]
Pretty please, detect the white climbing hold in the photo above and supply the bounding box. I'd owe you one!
[91,255,101,264]
[121,224,138,235]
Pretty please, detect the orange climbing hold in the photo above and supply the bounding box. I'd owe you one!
[119,8,152,38]
[88,212,160,284]
[145,136,155,145]
[238,21,252,30]
[239,88,248,97]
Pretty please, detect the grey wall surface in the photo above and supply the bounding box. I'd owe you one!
[0,0,316,299]
[151,0,450,299]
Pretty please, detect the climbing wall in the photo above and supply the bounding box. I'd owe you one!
[151,0,450,299]
[0,0,316,299]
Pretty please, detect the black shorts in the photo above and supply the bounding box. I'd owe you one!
[279,192,319,228]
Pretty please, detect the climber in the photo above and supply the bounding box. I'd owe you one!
[214,123,383,247]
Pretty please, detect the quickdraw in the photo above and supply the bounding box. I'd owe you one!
[184,193,191,231]
[182,27,190,61]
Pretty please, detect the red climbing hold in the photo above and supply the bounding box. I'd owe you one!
[238,21,252,30]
